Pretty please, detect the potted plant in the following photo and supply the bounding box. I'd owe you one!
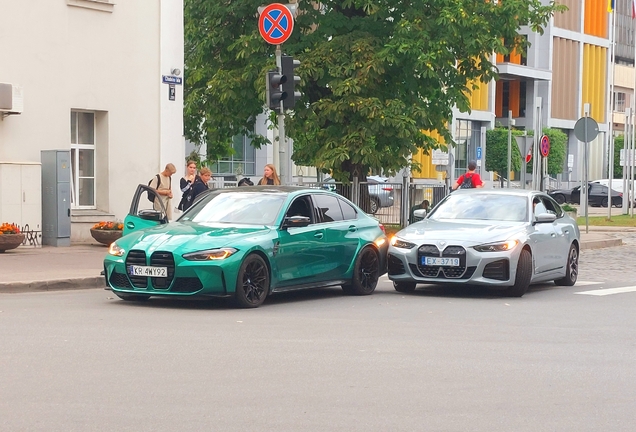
[561,204,577,219]
[0,223,25,252]
[90,221,124,246]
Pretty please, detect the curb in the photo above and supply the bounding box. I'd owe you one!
[580,239,623,250]
[0,276,105,294]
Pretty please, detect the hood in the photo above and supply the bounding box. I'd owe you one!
[119,221,271,253]
[396,219,526,246]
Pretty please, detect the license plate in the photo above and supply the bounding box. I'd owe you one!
[422,257,460,266]
[128,265,167,277]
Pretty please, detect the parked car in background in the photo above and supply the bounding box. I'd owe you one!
[388,189,580,297]
[104,185,388,308]
[322,175,394,214]
[592,179,635,204]
[548,183,622,207]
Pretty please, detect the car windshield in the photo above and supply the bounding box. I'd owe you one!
[428,193,528,222]
[178,191,286,225]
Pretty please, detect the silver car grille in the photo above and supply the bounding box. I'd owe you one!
[417,244,467,278]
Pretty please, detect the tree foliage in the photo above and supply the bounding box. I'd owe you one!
[485,128,522,185]
[613,135,625,178]
[184,0,564,180]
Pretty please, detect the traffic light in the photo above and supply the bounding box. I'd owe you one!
[281,55,301,110]
[266,69,287,112]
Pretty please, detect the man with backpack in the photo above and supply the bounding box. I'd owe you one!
[452,160,484,190]
[149,163,176,220]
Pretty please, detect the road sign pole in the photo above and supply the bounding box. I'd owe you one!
[275,45,287,184]
[507,110,512,189]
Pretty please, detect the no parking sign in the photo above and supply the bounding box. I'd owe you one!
[258,3,294,45]
[540,135,550,157]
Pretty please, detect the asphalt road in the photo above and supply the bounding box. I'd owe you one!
[3,244,636,432]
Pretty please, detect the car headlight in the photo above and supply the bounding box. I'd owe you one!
[182,247,238,261]
[108,242,125,257]
[473,240,518,252]
[390,236,416,249]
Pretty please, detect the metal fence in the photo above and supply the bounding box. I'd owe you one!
[208,177,449,228]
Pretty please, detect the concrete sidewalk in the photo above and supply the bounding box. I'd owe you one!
[0,226,631,293]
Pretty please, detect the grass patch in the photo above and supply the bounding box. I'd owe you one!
[576,214,636,227]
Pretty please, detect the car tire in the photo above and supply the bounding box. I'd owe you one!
[235,254,270,308]
[503,248,532,297]
[114,292,150,302]
[342,246,380,295]
[369,197,380,215]
[601,198,608,207]
[553,194,565,204]
[393,281,416,293]
[554,244,578,286]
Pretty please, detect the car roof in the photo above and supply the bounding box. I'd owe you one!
[451,189,546,198]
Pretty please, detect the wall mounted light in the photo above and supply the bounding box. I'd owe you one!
[171,68,181,76]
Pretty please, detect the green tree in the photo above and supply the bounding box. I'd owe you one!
[485,128,522,186]
[185,0,564,181]
[613,135,624,178]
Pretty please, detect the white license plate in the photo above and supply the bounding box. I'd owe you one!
[422,257,460,267]
[128,265,167,277]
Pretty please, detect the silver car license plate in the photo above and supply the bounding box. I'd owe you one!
[128,265,167,277]
[422,257,460,266]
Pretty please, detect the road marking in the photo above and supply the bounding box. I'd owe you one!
[574,281,602,286]
[575,286,636,296]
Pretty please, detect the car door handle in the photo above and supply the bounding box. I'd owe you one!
[314,232,324,239]
[551,233,556,237]
[348,225,357,232]
[126,222,135,229]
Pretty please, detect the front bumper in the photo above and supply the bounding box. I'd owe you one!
[387,244,520,287]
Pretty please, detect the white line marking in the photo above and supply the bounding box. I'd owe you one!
[575,286,636,296]
[573,281,602,286]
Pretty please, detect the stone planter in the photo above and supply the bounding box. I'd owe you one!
[565,210,577,220]
[90,229,123,246]
[0,233,26,252]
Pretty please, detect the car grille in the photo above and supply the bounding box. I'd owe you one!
[172,277,204,293]
[416,245,467,278]
[482,259,509,281]
[388,254,406,275]
[109,270,132,288]
[126,250,148,288]
[124,250,176,289]
[150,251,175,289]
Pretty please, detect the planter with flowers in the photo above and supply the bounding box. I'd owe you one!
[90,221,124,246]
[0,223,25,252]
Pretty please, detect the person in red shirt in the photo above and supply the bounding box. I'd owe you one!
[452,160,484,190]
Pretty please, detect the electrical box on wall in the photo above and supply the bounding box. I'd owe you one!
[0,83,24,114]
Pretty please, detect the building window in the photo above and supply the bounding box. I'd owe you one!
[614,92,626,112]
[70,111,96,208]
[211,134,256,177]
[454,120,483,179]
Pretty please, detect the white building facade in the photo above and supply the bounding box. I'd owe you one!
[0,0,184,244]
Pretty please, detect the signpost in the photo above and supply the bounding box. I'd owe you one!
[574,107,599,233]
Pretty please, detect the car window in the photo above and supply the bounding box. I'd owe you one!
[428,193,528,222]
[338,198,357,220]
[179,191,286,225]
[312,194,344,222]
[541,196,563,217]
[285,196,315,223]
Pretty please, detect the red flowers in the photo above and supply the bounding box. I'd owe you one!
[91,221,124,231]
[0,223,20,235]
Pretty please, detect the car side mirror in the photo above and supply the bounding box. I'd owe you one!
[282,215,311,229]
[412,209,427,221]
[534,212,557,224]
[138,209,165,222]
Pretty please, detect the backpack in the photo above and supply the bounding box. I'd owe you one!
[147,174,161,203]
[460,173,474,189]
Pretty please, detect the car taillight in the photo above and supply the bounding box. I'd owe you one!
[382,187,392,191]
[379,223,386,233]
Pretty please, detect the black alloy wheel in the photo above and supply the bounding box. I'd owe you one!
[601,198,609,207]
[503,248,532,297]
[555,244,578,286]
[369,197,380,215]
[342,246,380,295]
[235,254,270,308]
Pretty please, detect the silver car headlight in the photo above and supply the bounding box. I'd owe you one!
[390,236,416,249]
[108,242,125,257]
[182,247,238,261]
[473,240,518,252]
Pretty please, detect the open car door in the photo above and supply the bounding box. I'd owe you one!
[123,184,169,235]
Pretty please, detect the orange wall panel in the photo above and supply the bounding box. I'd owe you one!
[584,0,608,38]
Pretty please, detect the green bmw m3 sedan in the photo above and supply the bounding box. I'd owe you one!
[103,185,388,308]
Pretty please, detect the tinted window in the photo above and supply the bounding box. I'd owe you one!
[338,198,357,220]
[285,196,314,223]
[312,194,344,222]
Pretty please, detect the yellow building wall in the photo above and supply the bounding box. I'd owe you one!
[581,43,607,123]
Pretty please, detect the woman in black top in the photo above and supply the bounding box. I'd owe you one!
[178,160,197,211]
[257,164,281,185]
